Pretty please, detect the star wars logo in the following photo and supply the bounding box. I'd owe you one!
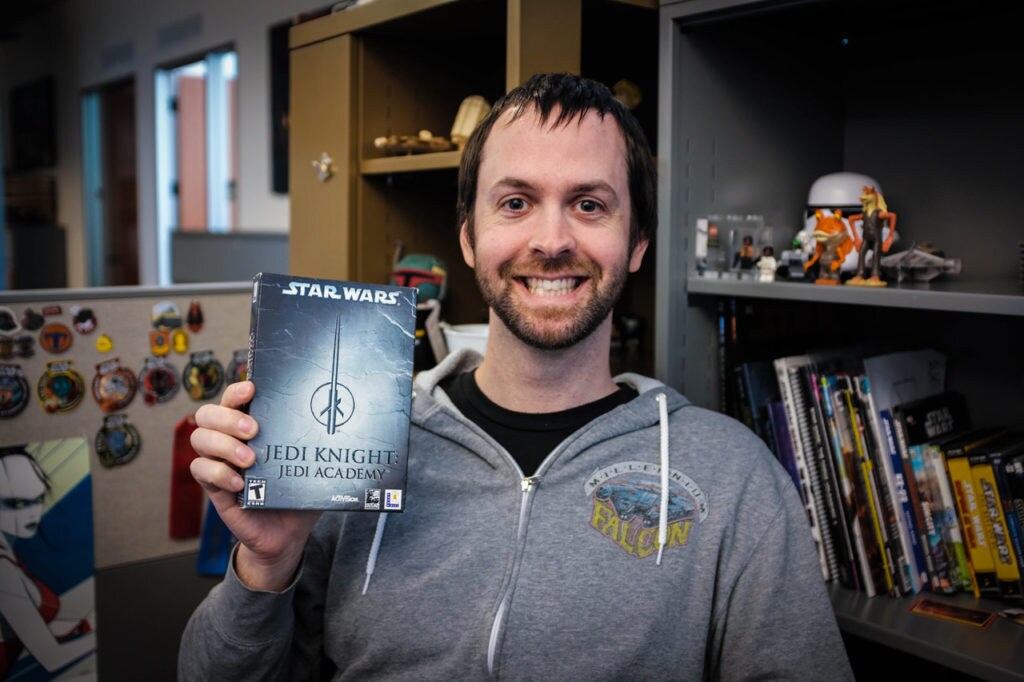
[282,281,400,305]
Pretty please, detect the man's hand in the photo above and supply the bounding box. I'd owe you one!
[190,381,321,591]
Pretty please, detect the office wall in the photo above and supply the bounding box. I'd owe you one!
[0,0,319,287]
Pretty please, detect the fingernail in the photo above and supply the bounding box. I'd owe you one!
[235,445,253,464]
[238,417,255,434]
[231,474,244,490]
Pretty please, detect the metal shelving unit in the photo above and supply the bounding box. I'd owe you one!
[657,0,1024,676]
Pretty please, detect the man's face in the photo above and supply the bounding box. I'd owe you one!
[460,106,647,350]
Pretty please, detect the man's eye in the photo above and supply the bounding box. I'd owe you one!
[578,199,601,213]
[505,198,527,211]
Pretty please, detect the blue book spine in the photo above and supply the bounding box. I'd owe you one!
[880,409,927,593]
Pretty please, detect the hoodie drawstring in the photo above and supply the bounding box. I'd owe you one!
[362,512,389,594]
[655,393,669,566]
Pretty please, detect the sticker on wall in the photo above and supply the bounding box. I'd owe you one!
[226,349,248,383]
[96,334,114,353]
[71,306,98,334]
[187,299,204,332]
[37,360,86,414]
[39,322,73,354]
[15,335,35,358]
[42,305,62,316]
[151,300,182,330]
[149,330,171,357]
[172,328,189,354]
[139,356,180,405]
[91,358,138,413]
[0,363,30,418]
[21,307,44,331]
[183,351,224,401]
[0,306,21,334]
[0,336,12,359]
[95,413,142,467]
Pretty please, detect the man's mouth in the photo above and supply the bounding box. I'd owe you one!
[520,277,584,296]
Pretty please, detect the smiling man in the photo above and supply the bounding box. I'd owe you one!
[180,73,852,680]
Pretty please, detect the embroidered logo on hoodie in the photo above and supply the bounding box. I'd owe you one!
[584,461,708,559]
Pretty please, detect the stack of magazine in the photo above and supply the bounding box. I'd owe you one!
[733,347,1024,602]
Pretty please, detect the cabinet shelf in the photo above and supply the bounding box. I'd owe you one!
[829,584,1024,682]
[686,275,1024,317]
[360,150,463,175]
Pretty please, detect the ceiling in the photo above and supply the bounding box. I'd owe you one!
[0,0,65,42]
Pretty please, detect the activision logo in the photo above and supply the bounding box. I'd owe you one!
[282,281,400,305]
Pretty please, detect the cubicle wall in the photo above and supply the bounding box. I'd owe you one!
[0,282,252,569]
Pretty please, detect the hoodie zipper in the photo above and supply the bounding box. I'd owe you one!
[486,475,539,675]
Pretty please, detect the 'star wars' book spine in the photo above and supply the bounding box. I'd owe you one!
[238,272,416,511]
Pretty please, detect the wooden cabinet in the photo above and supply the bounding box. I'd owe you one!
[657,0,1024,677]
[288,0,659,369]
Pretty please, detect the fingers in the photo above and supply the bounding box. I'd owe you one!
[220,380,255,409]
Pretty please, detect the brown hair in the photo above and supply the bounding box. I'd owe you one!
[457,73,656,254]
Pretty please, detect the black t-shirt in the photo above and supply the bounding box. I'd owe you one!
[439,370,638,476]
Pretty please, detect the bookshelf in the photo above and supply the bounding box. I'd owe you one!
[288,0,659,367]
[657,0,1024,678]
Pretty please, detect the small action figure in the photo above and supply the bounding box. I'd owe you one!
[733,235,756,269]
[755,246,777,282]
[847,185,897,286]
[804,209,854,285]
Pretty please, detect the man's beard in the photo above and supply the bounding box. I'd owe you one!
[474,251,628,351]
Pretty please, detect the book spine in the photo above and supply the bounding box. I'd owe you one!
[946,453,999,596]
[879,409,926,593]
[767,400,801,492]
[891,412,939,592]
[1000,456,1024,584]
[799,369,844,586]
[859,381,913,596]
[820,376,874,596]
[908,444,955,593]
[773,358,832,582]
[971,456,1023,599]
[845,388,898,596]
[238,274,264,508]
[924,445,974,593]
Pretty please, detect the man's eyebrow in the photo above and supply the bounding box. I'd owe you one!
[489,177,535,192]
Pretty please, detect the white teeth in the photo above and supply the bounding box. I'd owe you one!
[525,277,577,296]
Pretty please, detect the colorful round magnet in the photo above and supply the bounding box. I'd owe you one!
[95,413,142,467]
[39,322,73,354]
[15,335,34,358]
[149,330,170,357]
[172,328,189,354]
[139,356,180,405]
[183,351,224,401]
[70,306,98,334]
[0,364,30,418]
[96,334,114,353]
[92,358,138,412]
[186,299,204,332]
[151,300,182,330]
[37,360,86,414]
[227,349,248,383]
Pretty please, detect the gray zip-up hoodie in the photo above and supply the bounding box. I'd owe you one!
[179,351,853,680]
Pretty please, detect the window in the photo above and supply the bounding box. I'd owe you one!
[154,48,237,284]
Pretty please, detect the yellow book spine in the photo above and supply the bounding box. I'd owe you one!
[972,460,1022,597]
[946,456,998,594]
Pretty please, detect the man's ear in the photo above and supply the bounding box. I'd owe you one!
[628,238,649,273]
[459,222,476,268]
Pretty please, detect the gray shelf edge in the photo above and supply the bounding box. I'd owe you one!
[829,584,1024,681]
[685,275,1024,316]
[0,282,252,304]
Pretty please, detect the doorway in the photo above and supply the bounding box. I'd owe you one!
[81,78,139,286]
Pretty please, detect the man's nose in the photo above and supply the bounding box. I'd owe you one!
[527,206,576,258]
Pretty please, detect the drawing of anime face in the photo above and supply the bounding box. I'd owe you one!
[0,454,47,538]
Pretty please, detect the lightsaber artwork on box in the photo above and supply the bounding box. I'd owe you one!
[239,273,416,511]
